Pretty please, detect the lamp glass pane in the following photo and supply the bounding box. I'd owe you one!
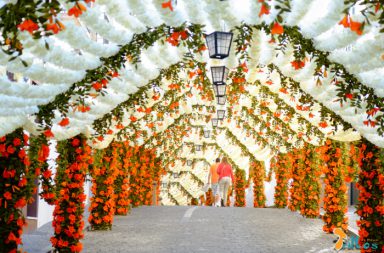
[205,33,216,58]
[212,84,218,96]
[212,118,218,127]
[216,32,233,56]
[217,110,225,120]
[217,96,226,105]
[216,84,226,96]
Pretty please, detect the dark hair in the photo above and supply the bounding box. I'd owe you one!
[216,157,220,163]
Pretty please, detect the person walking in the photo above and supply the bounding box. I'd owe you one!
[217,157,234,207]
[208,158,221,207]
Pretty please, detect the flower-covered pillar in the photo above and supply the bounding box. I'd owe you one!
[301,145,321,218]
[234,169,246,207]
[274,154,291,208]
[251,161,266,208]
[51,135,92,252]
[288,149,305,212]
[129,146,159,207]
[0,129,35,253]
[356,140,384,252]
[29,134,55,204]
[318,140,348,233]
[88,144,119,230]
[115,141,131,215]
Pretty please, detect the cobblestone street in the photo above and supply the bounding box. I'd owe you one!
[81,206,338,253]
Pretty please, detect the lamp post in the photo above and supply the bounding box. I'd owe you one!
[204,130,210,138]
[205,31,233,59]
[217,109,225,120]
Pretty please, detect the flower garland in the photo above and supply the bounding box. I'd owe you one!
[318,140,348,233]
[234,169,246,207]
[251,161,266,208]
[356,140,384,252]
[274,154,290,208]
[115,142,131,215]
[288,149,305,212]
[0,128,35,253]
[0,0,89,57]
[50,135,92,253]
[205,188,213,206]
[301,145,321,218]
[88,145,119,230]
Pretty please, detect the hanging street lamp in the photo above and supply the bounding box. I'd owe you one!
[217,96,226,105]
[211,118,219,127]
[217,109,226,120]
[173,172,179,178]
[211,66,229,85]
[212,83,227,97]
[195,144,202,151]
[205,31,233,59]
[187,160,193,166]
[204,130,211,138]
[211,66,228,97]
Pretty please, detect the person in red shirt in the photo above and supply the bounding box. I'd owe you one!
[216,157,235,207]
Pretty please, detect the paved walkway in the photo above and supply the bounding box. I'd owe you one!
[81,206,337,253]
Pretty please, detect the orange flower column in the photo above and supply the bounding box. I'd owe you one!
[0,129,35,253]
[288,149,305,212]
[252,161,266,208]
[274,154,290,208]
[319,140,348,233]
[301,146,321,218]
[51,135,92,253]
[29,134,56,204]
[129,147,158,207]
[115,142,131,215]
[88,145,119,230]
[205,188,213,206]
[356,140,384,252]
[234,169,246,207]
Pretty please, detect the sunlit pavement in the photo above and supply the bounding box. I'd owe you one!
[81,206,338,253]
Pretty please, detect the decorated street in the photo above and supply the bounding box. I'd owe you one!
[1,1,384,253]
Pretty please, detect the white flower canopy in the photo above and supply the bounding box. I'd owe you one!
[1,0,383,167]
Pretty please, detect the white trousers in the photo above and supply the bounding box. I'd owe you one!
[219,177,231,206]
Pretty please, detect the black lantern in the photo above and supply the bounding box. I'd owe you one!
[211,118,219,127]
[212,84,226,97]
[187,160,193,166]
[195,144,202,151]
[173,173,179,178]
[217,96,226,105]
[211,66,229,85]
[204,130,210,138]
[217,109,225,120]
[205,31,233,59]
